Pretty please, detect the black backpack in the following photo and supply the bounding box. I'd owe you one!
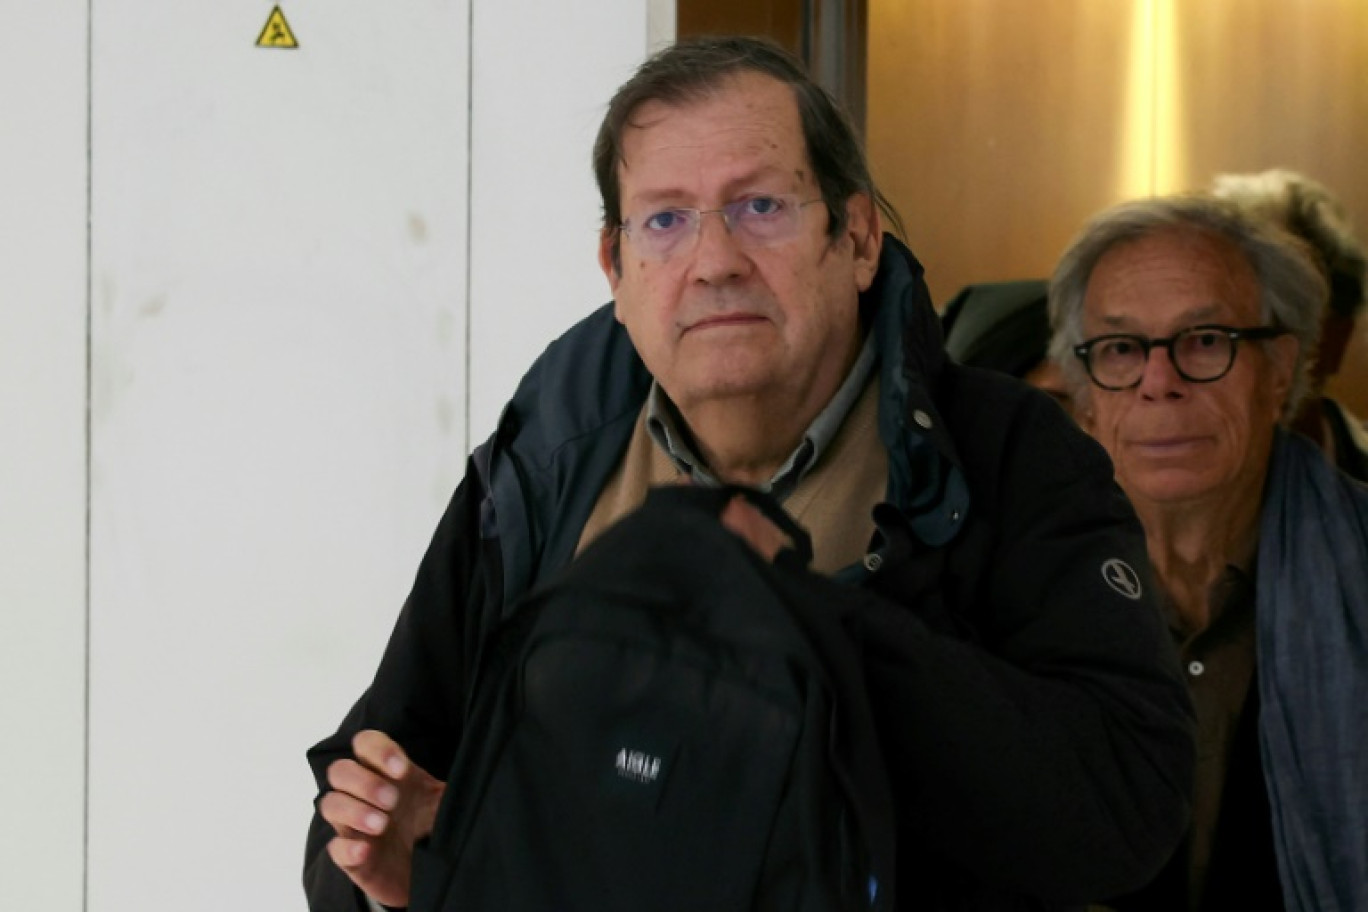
[409,484,897,911]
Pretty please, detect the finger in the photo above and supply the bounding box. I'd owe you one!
[352,729,410,780]
[326,834,372,872]
[319,789,391,837]
[327,758,401,811]
[721,495,790,560]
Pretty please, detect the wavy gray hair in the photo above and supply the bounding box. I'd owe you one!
[1213,168,1365,320]
[1047,194,1327,418]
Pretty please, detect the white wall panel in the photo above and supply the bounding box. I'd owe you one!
[87,3,469,909]
[0,5,89,909]
[4,1,662,908]
[467,0,654,444]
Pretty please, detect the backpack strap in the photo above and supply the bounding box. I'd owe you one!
[643,483,815,568]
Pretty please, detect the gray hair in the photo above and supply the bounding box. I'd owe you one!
[1212,168,1366,319]
[1047,194,1327,417]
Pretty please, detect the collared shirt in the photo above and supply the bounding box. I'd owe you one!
[1170,566,1258,911]
[645,331,877,502]
[1098,567,1265,912]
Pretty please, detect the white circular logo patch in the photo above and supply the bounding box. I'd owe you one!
[1101,559,1143,600]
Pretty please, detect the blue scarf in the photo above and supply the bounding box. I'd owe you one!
[1256,428,1368,911]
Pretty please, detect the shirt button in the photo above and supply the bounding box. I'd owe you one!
[1188,660,1205,677]
[913,410,933,430]
[863,552,883,572]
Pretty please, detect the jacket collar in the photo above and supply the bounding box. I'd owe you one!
[865,235,970,547]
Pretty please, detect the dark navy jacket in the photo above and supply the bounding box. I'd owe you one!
[306,237,1195,910]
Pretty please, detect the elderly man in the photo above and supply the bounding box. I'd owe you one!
[305,38,1193,911]
[1048,195,1368,911]
[1213,168,1368,480]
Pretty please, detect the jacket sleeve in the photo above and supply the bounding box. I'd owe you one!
[849,384,1194,904]
[303,463,498,911]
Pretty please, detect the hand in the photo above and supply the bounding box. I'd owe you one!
[319,730,446,908]
[720,493,794,562]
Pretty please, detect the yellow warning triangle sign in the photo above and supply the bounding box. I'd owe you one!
[256,6,298,49]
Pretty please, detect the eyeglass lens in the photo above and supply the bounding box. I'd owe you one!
[1090,328,1235,387]
[622,195,812,260]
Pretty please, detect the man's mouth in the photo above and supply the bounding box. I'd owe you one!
[684,313,768,333]
[1128,436,1207,454]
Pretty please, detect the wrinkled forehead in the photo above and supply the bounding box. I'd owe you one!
[616,73,810,194]
[1084,226,1262,329]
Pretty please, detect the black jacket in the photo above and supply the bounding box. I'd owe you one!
[305,237,1194,910]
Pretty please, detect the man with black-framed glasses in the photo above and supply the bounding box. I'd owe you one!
[1048,195,1368,912]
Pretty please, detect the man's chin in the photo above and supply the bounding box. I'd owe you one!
[1121,468,1224,508]
[668,370,778,413]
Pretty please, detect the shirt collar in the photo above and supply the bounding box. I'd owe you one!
[645,331,877,502]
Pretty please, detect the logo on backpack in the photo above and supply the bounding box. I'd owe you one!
[615,748,662,784]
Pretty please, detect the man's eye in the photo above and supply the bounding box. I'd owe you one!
[1102,338,1139,357]
[1190,332,1221,349]
[742,196,785,217]
[644,210,689,233]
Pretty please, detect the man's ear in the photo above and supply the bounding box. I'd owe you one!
[1314,311,1355,382]
[598,227,622,294]
[845,193,883,292]
[1268,332,1301,419]
[1075,397,1097,435]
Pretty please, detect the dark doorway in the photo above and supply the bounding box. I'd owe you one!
[676,0,867,134]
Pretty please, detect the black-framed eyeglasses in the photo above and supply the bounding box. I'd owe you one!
[1072,324,1288,391]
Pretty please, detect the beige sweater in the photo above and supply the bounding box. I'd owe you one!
[576,378,888,576]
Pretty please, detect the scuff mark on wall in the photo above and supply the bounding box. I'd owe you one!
[407,212,428,245]
[139,294,167,319]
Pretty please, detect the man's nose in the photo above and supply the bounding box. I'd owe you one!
[687,210,752,285]
[1135,344,1186,400]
